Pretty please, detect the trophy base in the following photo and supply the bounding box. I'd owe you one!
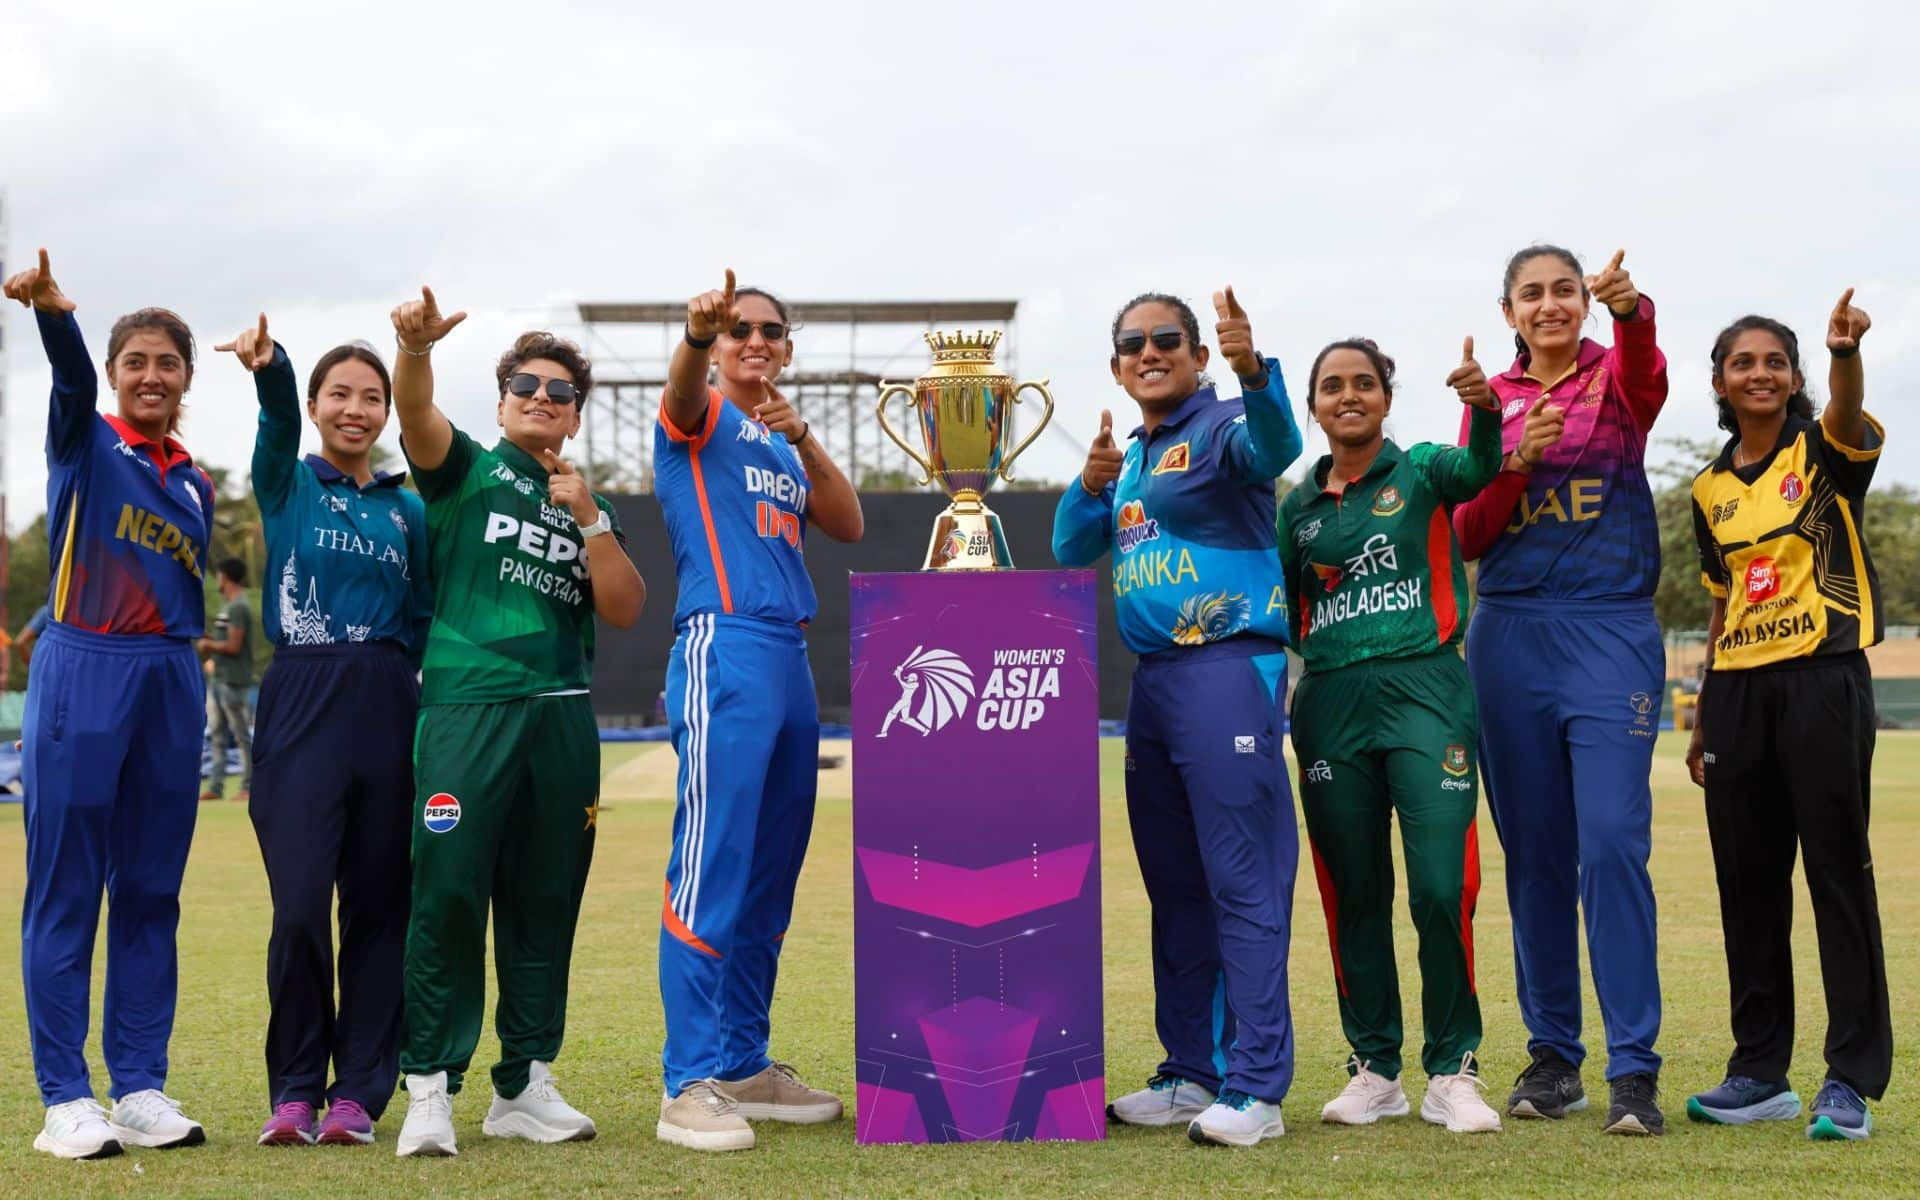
[922,504,1014,571]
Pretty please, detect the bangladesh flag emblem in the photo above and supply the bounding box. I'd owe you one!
[1443,744,1469,777]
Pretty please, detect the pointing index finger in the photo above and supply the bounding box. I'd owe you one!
[1605,248,1626,275]
[1837,286,1856,312]
[1225,285,1244,319]
[421,285,439,314]
[37,247,51,275]
[723,268,736,306]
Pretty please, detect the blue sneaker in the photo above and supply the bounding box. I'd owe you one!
[1807,1079,1871,1142]
[1686,1076,1801,1125]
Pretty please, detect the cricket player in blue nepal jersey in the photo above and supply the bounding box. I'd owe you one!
[212,314,432,1149]
[1054,288,1303,1148]
[5,249,216,1160]
[653,271,865,1153]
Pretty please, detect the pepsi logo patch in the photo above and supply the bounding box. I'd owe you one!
[423,793,462,833]
[1779,472,1804,503]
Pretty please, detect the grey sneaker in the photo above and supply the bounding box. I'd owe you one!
[1108,1072,1216,1127]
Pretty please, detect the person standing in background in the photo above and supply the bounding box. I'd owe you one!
[198,558,255,802]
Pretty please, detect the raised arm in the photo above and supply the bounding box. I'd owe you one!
[389,286,466,472]
[1823,288,1870,450]
[1450,393,1566,558]
[755,378,862,542]
[1423,338,1503,503]
[217,313,301,517]
[404,495,435,667]
[3,248,94,464]
[1052,409,1121,567]
[1587,250,1667,433]
[541,450,645,629]
[664,269,740,437]
[1213,286,1303,480]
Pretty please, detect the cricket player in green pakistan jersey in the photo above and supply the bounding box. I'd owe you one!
[386,287,647,1159]
[1278,337,1503,1135]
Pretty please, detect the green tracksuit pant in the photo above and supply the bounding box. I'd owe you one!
[400,694,599,1098]
[1291,650,1483,1079]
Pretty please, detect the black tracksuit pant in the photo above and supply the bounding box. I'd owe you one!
[1699,651,1891,1099]
[248,642,418,1117]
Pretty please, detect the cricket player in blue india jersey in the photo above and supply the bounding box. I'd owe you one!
[1054,288,1303,1148]
[7,249,216,1159]
[213,314,433,1148]
[653,271,865,1153]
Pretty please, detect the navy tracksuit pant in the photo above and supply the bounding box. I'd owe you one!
[21,624,203,1106]
[1124,638,1296,1103]
[249,642,417,1117]
[1466,595,1663,1080]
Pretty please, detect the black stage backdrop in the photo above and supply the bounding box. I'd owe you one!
[596,490,1132,724]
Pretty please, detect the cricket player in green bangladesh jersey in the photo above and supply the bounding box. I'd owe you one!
[1278,336,1503,1135]
[385,288,647,1158]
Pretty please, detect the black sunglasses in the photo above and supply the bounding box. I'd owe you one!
[729,321,789,342]
[506,373,581,405]
[1114,325,1186,357]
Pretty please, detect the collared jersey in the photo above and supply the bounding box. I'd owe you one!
[653,387,816,629]
[1052,361,1303,655]
[1280,408,1502,675]
[1691,413,1884,671]
[407,426,625,705]
[251,345,433,659]
[1467,298,1668,600]
[35,310,215,637]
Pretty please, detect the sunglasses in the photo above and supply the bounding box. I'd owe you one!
[506,373,581,405]
[1114,325,1187,357]
[729,321,789,342]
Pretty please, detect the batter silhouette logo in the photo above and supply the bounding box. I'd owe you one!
[1780,472,1804,503]
[876,646,976,738]
[423,793,462,833]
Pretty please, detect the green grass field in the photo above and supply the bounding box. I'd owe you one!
[1,734,1914,1198]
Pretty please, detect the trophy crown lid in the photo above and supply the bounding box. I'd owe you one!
[924,329,1003,363]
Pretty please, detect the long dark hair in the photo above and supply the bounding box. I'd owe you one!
[1305,338,1396,414]
[1499,244,1588,356]
[1709,316,1815,435]
[307,342,392,408]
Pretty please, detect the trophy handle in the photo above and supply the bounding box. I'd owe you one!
[875,382,935,486]
[999,378,1055,483]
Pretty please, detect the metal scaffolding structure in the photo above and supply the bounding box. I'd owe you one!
[574,299,1022,493]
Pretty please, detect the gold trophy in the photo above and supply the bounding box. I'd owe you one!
[876,330,1055,570]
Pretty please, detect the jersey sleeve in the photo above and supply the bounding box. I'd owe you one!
[658,386,723,451]
[1277,499,1306,644]
[1221,358,1304,484]
[37,309,100,466]
[1815,411,1883,499]
[250,344,303,517]
[1415,405,1503,504]
[1607,294,1668,435]
[1691,483,1730,599]
[407,425,478,502]
[1051,477,1114,567]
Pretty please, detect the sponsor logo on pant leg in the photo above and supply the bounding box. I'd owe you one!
[424,793,461,833]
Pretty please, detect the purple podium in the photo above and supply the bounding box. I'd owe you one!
[850,570,1104,1144]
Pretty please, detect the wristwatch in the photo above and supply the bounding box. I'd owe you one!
[578,510,612,539]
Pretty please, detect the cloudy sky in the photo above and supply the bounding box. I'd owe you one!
[4,0,1916,529]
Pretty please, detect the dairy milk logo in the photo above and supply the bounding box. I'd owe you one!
[877,646,976,738]
[1115,500,1161,553]
[423,793,462,833]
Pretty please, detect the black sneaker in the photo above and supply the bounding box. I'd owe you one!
[1603,1072,1665,1136]
[1507,1048,1586,1119]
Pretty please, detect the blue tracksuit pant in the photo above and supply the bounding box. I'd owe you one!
[21,623,203,1105]
[249,642,416,1118]
[1124,638,1296,1103]
[660,614,820,1094]
[1467,595,1663,1080]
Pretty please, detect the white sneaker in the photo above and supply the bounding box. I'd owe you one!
[1187,1092,1285,1147]
[107,1090,205,1149]
[1107,1073,1216,1127]
[1321,1056,1411,1125]
[1421,1054,1501,1133]
[34,1098,123,1159]
[395,1072,457,1158]
[483,1060,597,1143]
